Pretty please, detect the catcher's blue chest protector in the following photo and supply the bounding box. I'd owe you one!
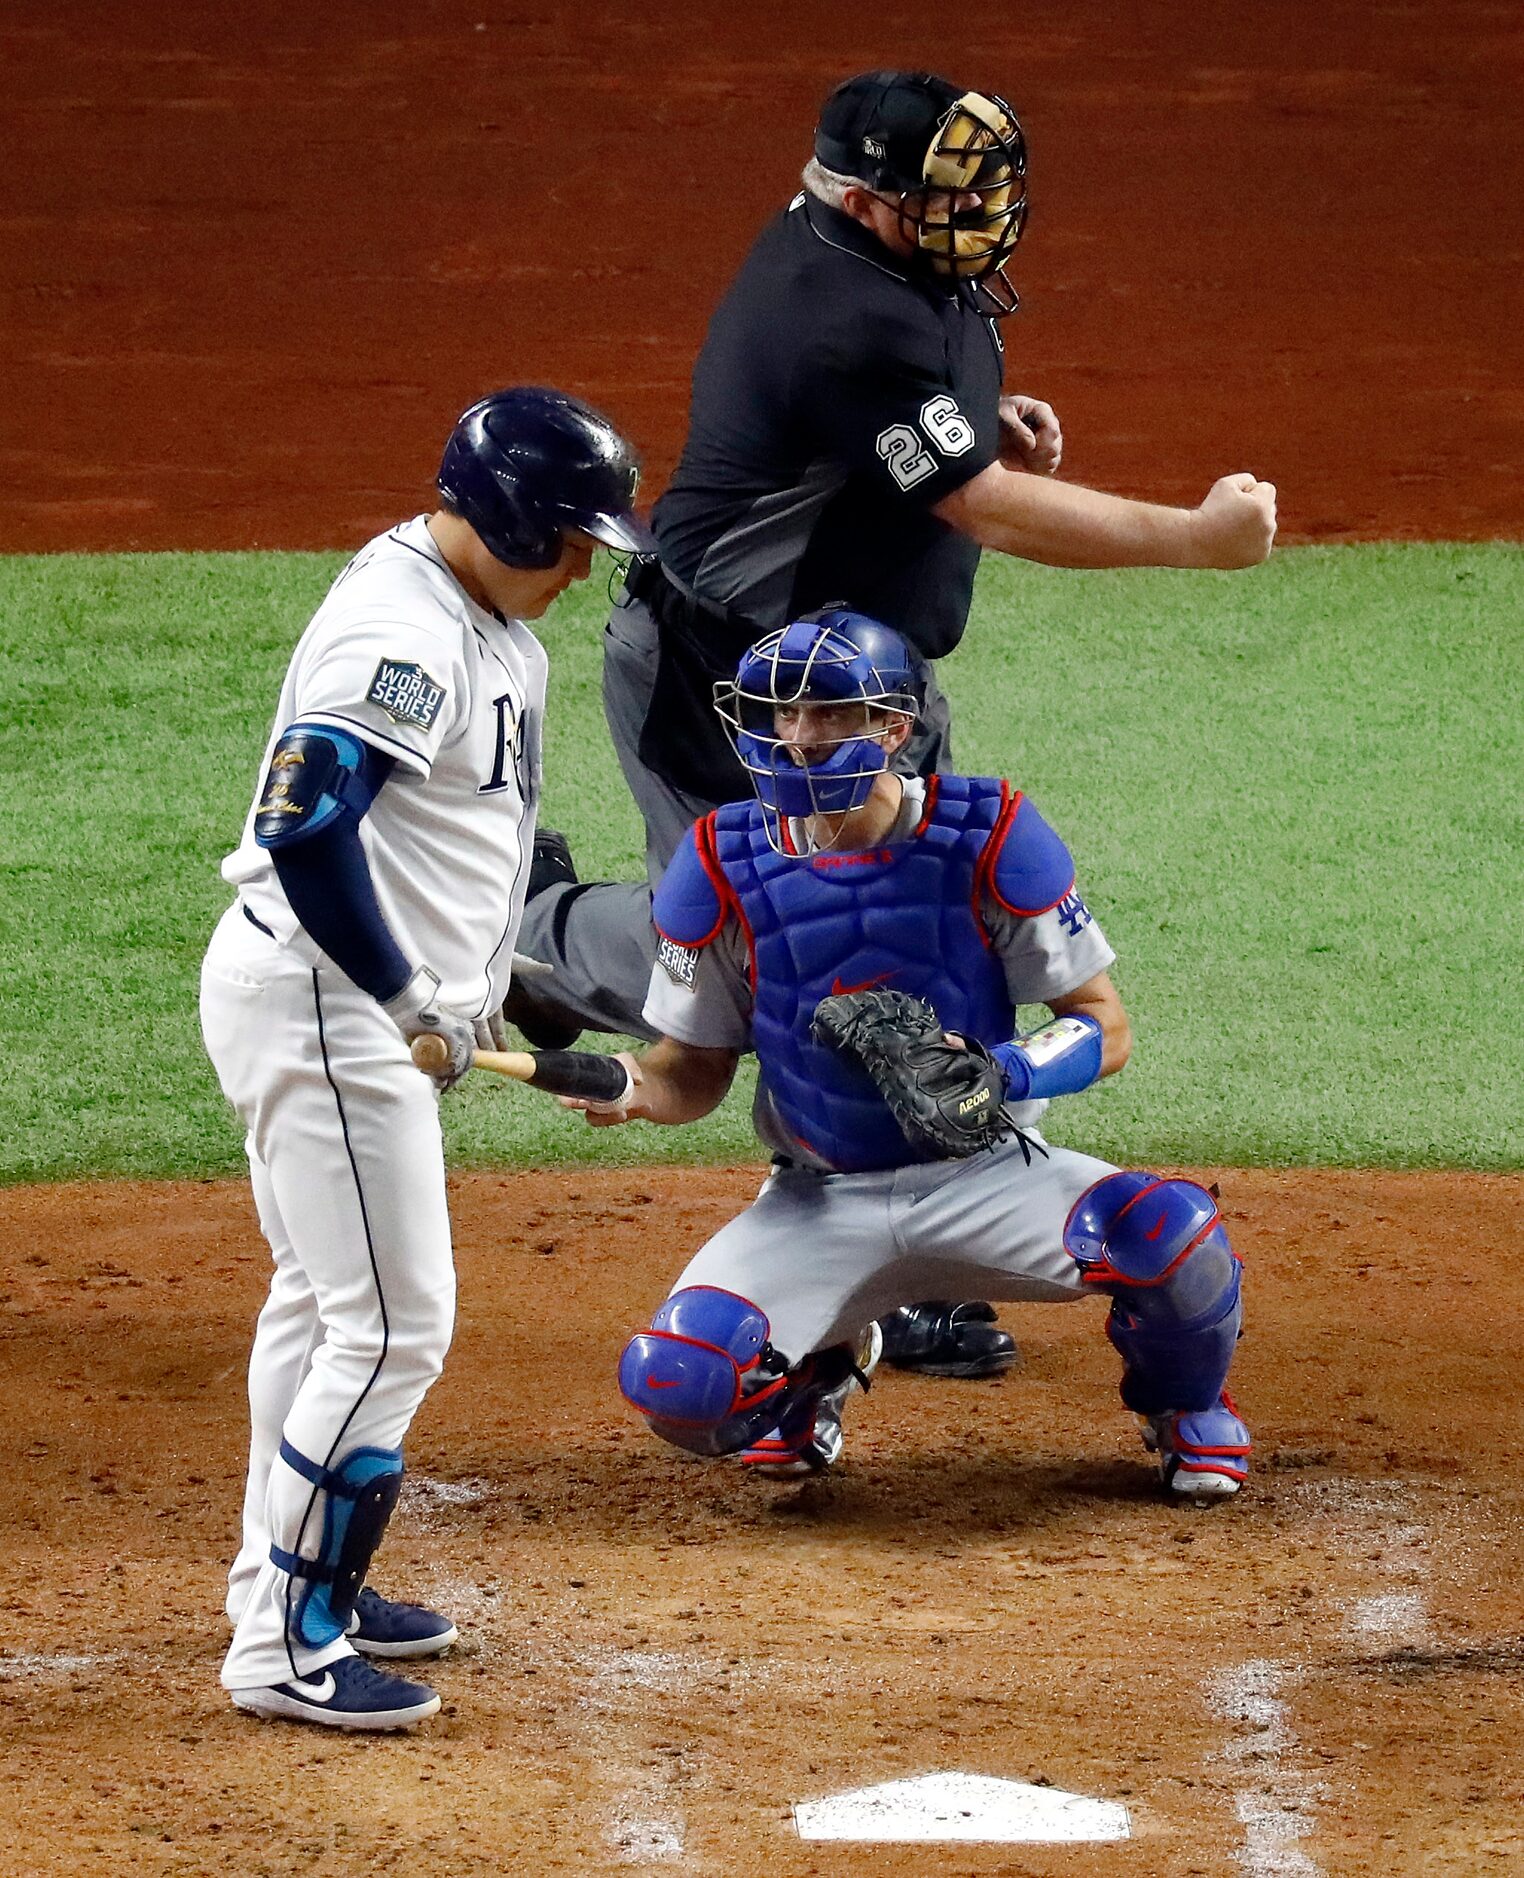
[655,775,1075,1173]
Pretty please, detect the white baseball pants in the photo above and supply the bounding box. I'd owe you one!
[200,903,455,1690]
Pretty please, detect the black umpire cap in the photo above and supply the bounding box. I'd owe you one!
[814,70,972,195]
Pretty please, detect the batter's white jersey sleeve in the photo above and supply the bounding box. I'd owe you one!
[223,517,546,1017]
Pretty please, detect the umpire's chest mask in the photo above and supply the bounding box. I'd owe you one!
[717,775,1016,1172]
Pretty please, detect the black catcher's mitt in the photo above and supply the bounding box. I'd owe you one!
[811,988,1013,1160]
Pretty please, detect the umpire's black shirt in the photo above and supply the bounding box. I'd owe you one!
[654,194,1006,661]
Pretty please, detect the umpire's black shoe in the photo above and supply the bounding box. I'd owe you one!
[879,1300,1019,1379]
[526,826,578,899]
[502,828,584,1050]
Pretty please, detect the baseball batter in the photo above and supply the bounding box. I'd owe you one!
[569,612,1251,1494]
[200,388,653,1732]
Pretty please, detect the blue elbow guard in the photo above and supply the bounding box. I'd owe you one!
[992,1012,1104,1102]
[254,724,384,849]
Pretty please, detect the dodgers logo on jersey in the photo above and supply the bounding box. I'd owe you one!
[1056,890,1092,938]
[367,659,446,731]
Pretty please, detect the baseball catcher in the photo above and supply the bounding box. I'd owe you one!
[561,610,1250,1496]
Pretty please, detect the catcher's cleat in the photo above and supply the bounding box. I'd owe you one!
[741,1322,882,1478]
[347,1586,458,1660]
[879,1300,1019,1379]
[1139,1392,1251,1500]
[501,828,584,1050]
[230,1654,440,1731]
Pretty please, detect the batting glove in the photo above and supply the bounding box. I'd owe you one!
[474,1008,509,1052]
[383,966,475,1090]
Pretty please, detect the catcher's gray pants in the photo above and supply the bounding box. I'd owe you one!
[515,589,955,1039]
[667,1133,1116,1365]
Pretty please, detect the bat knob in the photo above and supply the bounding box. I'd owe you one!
[411,1033,451,1073]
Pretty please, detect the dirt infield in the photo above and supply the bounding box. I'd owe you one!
[2,1168,1522,1875]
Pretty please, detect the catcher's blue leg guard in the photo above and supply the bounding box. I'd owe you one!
[271,1441,404,1648]
[618,1286,852,1459]
[1065,1172,1250,1495]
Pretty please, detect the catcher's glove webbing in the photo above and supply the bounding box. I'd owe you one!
[811,988,1014,1160]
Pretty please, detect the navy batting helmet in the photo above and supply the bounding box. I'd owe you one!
[436,387,656,571]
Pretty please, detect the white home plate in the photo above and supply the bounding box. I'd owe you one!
[794,1772,1131,1843]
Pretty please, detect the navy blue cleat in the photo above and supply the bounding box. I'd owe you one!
[347,1585,458,1659]
[230,1653,441,1731]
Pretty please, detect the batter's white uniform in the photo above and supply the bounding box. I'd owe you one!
[201,515,544,1691]
[641,777,1121,1361]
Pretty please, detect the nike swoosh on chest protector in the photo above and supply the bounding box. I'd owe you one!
[830,970,896,997]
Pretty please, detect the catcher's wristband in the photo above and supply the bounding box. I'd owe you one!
[992,1013,1104,1102]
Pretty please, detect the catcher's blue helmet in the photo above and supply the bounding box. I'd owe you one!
[436,387,655,571]
[713,608,922,842]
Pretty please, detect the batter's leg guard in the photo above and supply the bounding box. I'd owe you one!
[1065,1172,1250,1496]
[270,1441,405,1648]
[618,1286,859,1461]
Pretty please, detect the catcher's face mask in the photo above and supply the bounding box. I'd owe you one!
[714,618,917,853]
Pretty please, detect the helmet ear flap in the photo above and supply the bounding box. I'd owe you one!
[436,457,560,570]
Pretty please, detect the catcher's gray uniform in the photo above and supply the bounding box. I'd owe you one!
[642,778,1117,1363]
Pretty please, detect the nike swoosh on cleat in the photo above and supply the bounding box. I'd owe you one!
[294,1672,337,1703]
[1145,1213,1169,1241]
[831,970,895,997]
[647,1377,681,1390]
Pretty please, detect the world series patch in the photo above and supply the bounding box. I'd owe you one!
[367,659,446,731]
[657,935,700,990]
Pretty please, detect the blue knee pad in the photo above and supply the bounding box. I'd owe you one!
[619,1286,832,1458]
[1065,1172,1242,1416]
[271,1441,404,1648]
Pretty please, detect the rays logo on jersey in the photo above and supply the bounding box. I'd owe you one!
[657,936,700,990]
[367,659,446,730]
[1056,890,1092,938]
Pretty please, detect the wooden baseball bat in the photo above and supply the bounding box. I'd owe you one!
[410,1033,634,1105]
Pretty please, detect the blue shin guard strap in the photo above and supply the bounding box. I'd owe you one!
[270,1441,404,1647]
[276,1437,367,1497]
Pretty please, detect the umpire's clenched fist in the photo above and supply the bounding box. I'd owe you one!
[1190,472,1278,567]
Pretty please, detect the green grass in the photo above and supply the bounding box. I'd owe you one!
[0,544,1519,1182]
